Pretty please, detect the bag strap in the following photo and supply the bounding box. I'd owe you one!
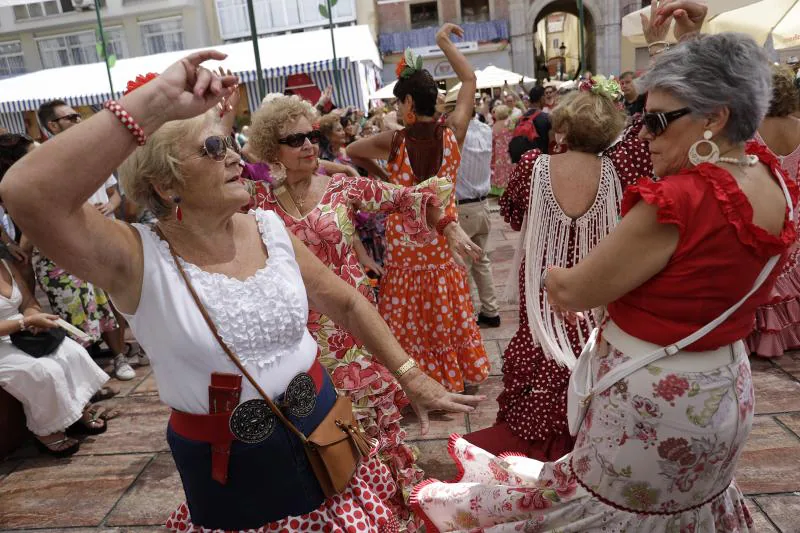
[591,168,796,398]
[153,225,309,444]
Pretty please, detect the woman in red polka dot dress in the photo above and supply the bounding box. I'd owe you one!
[464,86,654,461]
[348,24,490,393]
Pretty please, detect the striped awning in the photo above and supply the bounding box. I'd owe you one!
[0,57,354,114]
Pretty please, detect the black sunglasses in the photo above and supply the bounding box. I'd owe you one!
[200,135,240,161]
[53,113,81,124]
[643,107,691,137]
[279,130,323,148]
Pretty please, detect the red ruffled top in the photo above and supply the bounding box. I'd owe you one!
[608,144,799,351]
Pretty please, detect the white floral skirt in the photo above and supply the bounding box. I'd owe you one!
[410,334,756,532]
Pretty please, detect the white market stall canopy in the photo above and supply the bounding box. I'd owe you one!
[0,24,381,117]
[709,0,799,50]
[368,80,445,100]
[621,0,756,46]
[446,65,535,96]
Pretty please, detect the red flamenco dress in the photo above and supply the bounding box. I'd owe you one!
[464,120,652,460]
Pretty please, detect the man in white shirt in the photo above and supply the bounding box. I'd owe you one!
[456,112,501,328]
[37,100,137,380]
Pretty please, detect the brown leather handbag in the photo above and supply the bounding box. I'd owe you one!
[155,226,374,497]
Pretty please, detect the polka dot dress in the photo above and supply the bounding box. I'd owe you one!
[379,127,490,393]
[494,120,653,448]
[165,455,399,532]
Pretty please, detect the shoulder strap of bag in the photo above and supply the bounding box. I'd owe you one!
[153,225,308,444]
[591,169,796,398]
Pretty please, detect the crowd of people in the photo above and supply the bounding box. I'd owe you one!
[0,0,799,531]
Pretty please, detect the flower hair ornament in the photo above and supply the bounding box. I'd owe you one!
[579,75,623,102]
[395,48,423,80]
[124,73,159,95]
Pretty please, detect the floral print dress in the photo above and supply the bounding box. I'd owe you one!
[33,252,118,347]
[249,173,447,530]
[490,127,513,194]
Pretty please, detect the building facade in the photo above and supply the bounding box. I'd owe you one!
[376,0,645,87]
[0,0,217,76]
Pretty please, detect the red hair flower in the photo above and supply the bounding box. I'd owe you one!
[124,73,159,95]
[395,57,408,79]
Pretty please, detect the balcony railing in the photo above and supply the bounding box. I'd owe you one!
[216,0,356,41]
[378,20,508,54]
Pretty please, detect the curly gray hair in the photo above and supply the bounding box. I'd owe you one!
[636,33,771,143]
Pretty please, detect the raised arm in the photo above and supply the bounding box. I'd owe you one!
[346,130,393,180]
[0,51,238,313]
[438,24,477,147]
[545,200,678,311]
[290,232,483,433]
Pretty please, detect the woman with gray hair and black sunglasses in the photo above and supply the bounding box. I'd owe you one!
[411,2,796,531]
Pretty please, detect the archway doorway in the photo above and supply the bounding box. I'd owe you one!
[531,0,596,81]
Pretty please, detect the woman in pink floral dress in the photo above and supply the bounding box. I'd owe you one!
[247,95,454,530]
[490,105,513,195]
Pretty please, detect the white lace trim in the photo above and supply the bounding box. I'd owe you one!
[147,210,307,370]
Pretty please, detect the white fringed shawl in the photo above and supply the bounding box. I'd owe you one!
[505,154,623,369]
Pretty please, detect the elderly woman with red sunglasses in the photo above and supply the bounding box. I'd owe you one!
[0,52,482,532]
[411,2,796,531]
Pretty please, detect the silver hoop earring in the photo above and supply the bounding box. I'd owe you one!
[688,130,720,166]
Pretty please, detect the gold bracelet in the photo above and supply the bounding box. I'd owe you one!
[393,358,418,379]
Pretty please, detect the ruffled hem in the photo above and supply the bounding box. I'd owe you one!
[379,258,490,393]
[748,248,800,357]
[410,436,755,533]
[463,422,575,463]
[323,354,425,525]
[165,455,400,533]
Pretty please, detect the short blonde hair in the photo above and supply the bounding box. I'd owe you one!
[768,65,800,117]
[493,104,511,121]
[248,96,317,162]
[318,113,341,140]
[119,111,211,218]
[551,91,626,154]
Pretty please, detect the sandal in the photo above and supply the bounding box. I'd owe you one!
[92,404,121,421]
[35,435,80,458]
[67,408,107,436]
[90,386,119,402]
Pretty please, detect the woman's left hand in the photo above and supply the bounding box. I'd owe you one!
[144,50,240,124]
[398,368,485,435]
[444,222,483,263]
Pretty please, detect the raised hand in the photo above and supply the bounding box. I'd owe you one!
[640,0,670,44]
[436,23,465,43]
[143,50,239,123]
[654,0,708,41]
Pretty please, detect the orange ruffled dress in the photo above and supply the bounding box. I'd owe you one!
[379,126,490,392]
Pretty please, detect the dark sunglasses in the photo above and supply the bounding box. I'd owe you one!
[279,130,323,148]
[200,135,240,161]
[642,107,691,137]
[53,113,81,124]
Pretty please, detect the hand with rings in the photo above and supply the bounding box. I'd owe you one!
[443,222,483,264]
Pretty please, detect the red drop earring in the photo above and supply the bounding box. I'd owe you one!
[173,196,183,222]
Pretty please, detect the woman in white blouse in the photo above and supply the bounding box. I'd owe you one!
[0,52,482,532]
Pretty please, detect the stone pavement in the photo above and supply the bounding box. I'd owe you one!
[2,207,800,532]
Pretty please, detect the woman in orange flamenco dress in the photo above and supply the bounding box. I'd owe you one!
[348,23,490,393]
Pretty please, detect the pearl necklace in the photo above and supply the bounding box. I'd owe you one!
[718,154,759,167]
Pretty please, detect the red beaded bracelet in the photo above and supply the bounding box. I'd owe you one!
[103,100,147,146]
[435,214,457,235]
